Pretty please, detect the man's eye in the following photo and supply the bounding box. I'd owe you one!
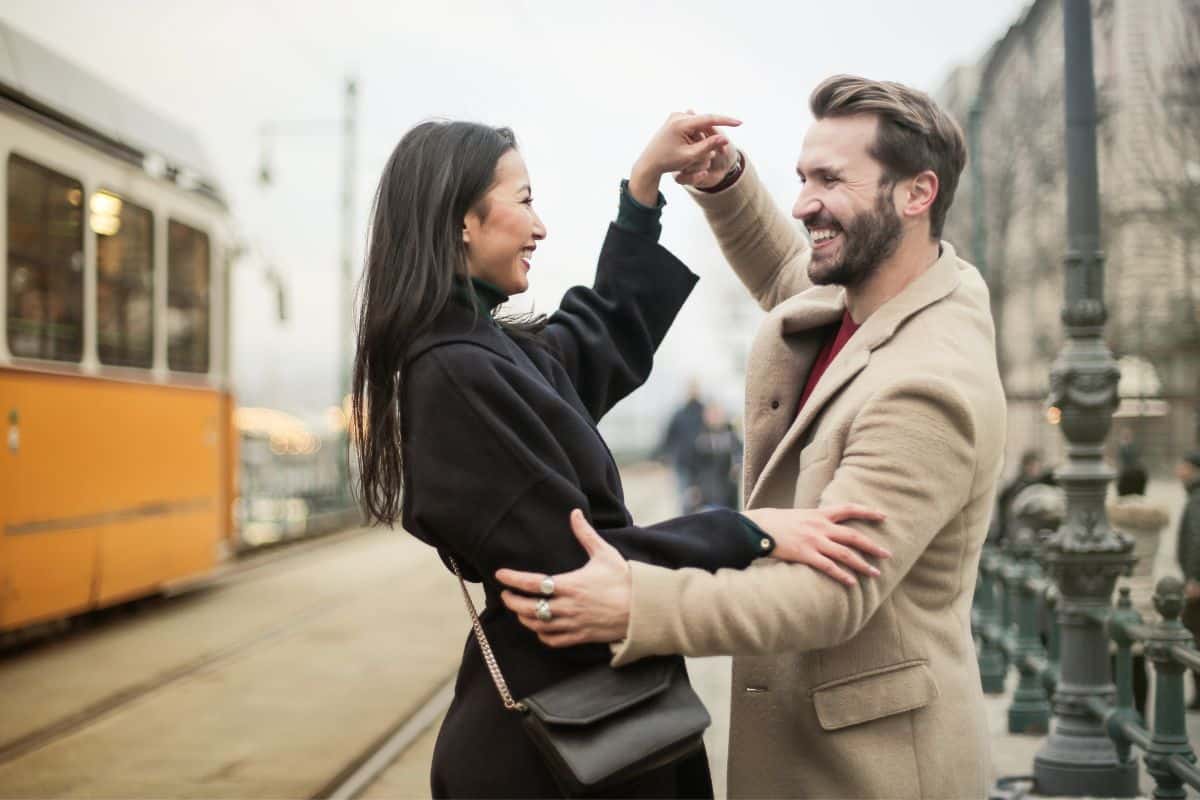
[824,176,838,186]
[522,197,534,205]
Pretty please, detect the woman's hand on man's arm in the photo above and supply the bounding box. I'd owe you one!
[496,504,889,648]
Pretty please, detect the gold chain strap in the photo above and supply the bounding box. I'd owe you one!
[448,556,527,712]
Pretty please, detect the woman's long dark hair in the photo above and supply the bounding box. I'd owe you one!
[353,120,544,525]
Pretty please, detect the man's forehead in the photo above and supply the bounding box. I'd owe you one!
[796,115,878,171]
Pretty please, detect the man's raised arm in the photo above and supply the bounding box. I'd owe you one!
[686,151,813,311]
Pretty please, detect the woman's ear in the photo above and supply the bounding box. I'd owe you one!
[462,209,479,245]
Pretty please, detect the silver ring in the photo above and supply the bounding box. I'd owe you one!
[535,598,553,622]
[539,576,555,596]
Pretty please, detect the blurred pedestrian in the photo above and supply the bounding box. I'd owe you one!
[353,117,886,798]
[989,449,1055,547]
[684,403,743,512]
[1117,427,1141,474]
[1176,450,1200,710]
[1107,465,1169,716]
[655,381,705,506]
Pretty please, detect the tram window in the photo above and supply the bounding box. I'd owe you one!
[5,154,84,362]
[167,219,209,373]
[95,192,153,368]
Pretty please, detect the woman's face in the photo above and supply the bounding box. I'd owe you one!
[463,149,547,295]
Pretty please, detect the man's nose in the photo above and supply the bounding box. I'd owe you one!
[792,190,820,221]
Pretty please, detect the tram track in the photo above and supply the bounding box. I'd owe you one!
[316,678,455,800]
[0,594,353,766]
[0,526,467,799]
[0,526,370,766]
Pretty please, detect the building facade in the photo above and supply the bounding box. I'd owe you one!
[938,0,1200,476]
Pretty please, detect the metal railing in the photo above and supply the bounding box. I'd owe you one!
[975,522,1200,798]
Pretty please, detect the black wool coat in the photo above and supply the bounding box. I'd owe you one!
[401,224,768,799]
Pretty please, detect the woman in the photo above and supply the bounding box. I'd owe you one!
[352,116,888,798]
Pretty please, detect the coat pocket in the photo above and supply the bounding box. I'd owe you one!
[810,660,939,731]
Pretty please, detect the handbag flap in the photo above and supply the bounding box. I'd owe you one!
[522,659,674,726]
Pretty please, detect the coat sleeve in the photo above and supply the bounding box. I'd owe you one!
[610,378,978,665]
[539,224,698,423]
[401,345,767,586]
[687,155,814,312]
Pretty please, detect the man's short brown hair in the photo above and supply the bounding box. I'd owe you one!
[809,75,966,238]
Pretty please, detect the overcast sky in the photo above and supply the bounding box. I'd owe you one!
[2,0,1029,441]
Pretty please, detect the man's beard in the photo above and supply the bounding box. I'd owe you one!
[808,186,903,288]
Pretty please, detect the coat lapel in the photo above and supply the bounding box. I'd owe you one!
[744,243,965,508]
[741,288,843,501]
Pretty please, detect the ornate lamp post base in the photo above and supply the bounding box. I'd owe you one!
[1034,735,1139,797]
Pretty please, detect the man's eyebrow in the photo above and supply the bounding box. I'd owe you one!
[796,163,842,179]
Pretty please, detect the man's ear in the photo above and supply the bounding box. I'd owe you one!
[903,170,939,221]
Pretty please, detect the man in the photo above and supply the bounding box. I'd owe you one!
[499,75,1005,799]
[654,380,706,508]
[989,449,1055,547]
[1176,451,1200,708]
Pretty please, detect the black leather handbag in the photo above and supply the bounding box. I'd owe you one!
[449,558,711,796]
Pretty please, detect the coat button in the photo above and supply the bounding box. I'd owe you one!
[760,538,772,551]
[770,399,780,410]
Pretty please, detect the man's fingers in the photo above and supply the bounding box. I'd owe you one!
[812,554,857,587]
[539,631,587,648]
[501,590,578,621]
[830,527,893,559]
[494,567,553,594]
[820,542,880,577]
[494,566,559,597]
[682,135,728,162]
[569,509,604,558]
[822,503,886,523]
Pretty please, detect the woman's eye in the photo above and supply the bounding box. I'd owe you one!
[522,197,534,205]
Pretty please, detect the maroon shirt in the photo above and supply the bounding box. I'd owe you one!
[797,310,861,418]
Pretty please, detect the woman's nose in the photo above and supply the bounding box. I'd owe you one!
[532,212,547,240]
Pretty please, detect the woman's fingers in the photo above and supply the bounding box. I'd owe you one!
[829,526,893,559]
[820,541,880,577]
[821,503,886,523]
[811,554,857,587]
[677,113,742,134]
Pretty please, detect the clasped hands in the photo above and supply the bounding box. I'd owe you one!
[496,505,889,649]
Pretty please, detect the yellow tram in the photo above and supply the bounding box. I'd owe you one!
[0,22,238,632]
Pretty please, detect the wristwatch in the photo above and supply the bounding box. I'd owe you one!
[699,149,745,194]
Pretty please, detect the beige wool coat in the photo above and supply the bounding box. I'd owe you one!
[610,159,1007,799]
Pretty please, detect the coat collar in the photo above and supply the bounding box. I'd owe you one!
[405,298,515,366]
[745,242,964,506]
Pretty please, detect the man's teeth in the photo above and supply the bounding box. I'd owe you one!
[811,229,839,243]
